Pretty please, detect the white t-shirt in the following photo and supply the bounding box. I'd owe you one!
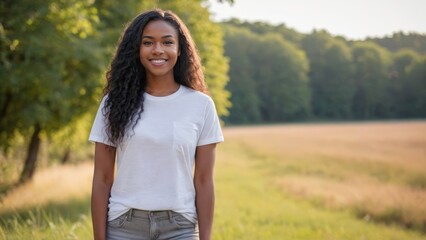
[89,85,224,222]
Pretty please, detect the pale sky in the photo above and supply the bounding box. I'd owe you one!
[207,0,426,40]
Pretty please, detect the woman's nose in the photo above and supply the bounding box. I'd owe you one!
[153,43,164,54]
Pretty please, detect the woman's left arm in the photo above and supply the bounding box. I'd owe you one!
[194,143,217,240]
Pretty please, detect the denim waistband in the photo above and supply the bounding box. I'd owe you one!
[127,209,175,221]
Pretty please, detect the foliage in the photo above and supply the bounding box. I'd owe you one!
[351,41,392,118]
[367,32,426,54]
[403,57,426,117]
[301,30,355,119]
[223,25,310,124]
[385,49,421,117]
[221,27,261,124]
[0,0,104,149]
[0,0,107,182]
[221,20,426,124]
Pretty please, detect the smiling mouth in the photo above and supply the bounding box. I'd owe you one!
[150,59,167,65]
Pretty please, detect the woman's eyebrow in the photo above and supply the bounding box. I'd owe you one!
[142,35,174,39]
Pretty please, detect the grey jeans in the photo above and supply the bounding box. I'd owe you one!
[106,209,199,240]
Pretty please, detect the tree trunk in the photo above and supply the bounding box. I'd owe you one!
[0,92,12,121]
[19,124,42,183]
[0,92,12,133]
[61,146,71,164]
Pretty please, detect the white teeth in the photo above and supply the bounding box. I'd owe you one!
[151,59,166,64]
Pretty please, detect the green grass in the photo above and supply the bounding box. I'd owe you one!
[1,123,426,239]
[212,141,426,240]
[0,197,92,240]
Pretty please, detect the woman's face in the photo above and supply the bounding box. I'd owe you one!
[139,20,179,81]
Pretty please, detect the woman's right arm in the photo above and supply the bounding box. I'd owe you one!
[91,142,116,240]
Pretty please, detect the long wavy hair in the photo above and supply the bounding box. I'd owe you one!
[103,9,205,146]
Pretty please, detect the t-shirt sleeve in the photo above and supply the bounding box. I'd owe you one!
[88,96,116,147]
[197,97,224,146]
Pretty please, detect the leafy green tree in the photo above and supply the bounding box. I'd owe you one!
[368,32,426,54]
[0,0,104,182]
[386,49,422,117]
[399,56,426,117]
[301,31,355,119]
[94,0,152,58]
[255,34,310,121]
[351,41,391,119]
[222,24,310,123]
[222,26,261,124]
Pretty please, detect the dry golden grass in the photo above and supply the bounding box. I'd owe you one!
[224,121,426,230]
[225,121,426,169]
[1,120,425,234]
[278,175,426,225]
[0,162,93,212]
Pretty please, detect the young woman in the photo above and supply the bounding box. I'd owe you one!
[89,9,224,240]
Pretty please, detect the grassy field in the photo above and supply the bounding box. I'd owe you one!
[1,121,425,239]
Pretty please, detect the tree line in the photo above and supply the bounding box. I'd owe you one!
[222,19,426,124]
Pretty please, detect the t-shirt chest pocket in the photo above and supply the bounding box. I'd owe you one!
[173,122,198,147]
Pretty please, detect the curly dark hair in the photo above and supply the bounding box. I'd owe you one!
[103,9,206,146]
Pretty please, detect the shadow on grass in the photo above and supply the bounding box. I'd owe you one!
[0,196,91,229]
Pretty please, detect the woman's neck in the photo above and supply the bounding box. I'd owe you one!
[145,78,180,97]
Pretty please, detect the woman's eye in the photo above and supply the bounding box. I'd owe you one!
[142,41,153,46]
[164,41,174,45]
